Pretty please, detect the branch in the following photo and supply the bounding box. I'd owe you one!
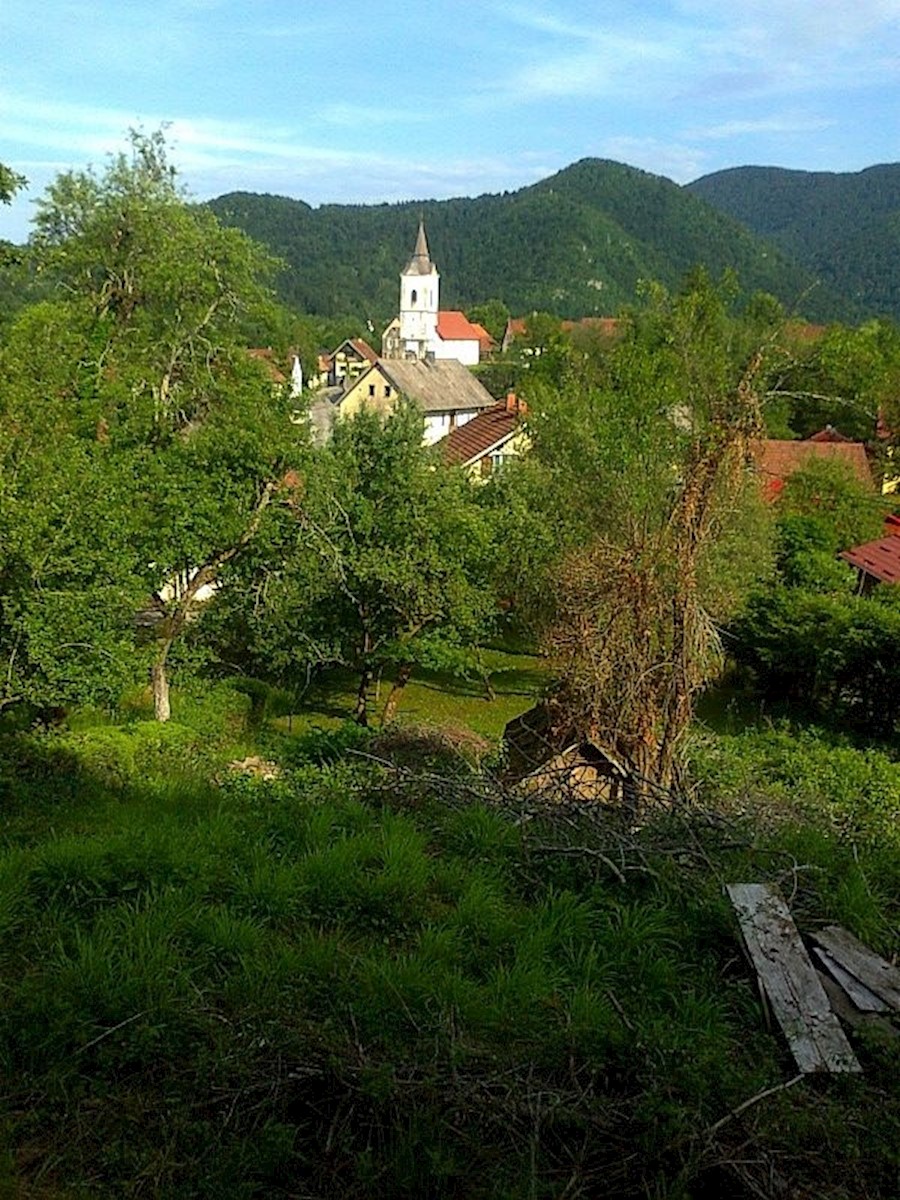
[705,1073,804,1140]
[160,477,279,641]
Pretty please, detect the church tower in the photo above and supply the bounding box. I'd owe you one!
[398,220,439,359]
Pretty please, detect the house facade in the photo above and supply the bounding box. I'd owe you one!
[338,357,497,444]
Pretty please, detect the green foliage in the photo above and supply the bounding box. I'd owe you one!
[214,402,498,723]
[772,318,900,440]
[0,162,25,204]
[689,164,900,321]
[465,297,509,343]
[731,588,900,734]
[773,458,888,587]
[508,273,778,780]
[0,132,305,716]
[207,157,845,324]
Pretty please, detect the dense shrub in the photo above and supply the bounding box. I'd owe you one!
[731,587,900,734]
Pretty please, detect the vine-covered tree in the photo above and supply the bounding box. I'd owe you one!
[522,274,779,789]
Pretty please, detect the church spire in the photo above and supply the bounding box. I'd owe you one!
[405,219,434,275]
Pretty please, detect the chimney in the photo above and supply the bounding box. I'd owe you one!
[505,391,526,416]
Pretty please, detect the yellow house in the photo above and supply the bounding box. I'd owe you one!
[337,357,497,444]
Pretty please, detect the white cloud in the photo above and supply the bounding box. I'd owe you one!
[687,115,837,140]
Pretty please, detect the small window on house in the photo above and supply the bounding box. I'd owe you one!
[368,384,375,397]
[411,289,418,304]
[384,385,392,398]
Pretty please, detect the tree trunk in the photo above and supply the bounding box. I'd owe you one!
[354,665,372,726]
[151,657,171,722]
[381,662,413,726]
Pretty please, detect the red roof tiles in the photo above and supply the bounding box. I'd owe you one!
[840,537,900,584]
[442,405,520,466]
[436,310,488,343]
[756,440,873,495]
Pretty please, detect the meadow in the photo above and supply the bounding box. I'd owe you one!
[1,675,898,1199]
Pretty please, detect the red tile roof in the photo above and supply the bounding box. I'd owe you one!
[840,537,900,584]
[349,337,379,363]
[437,310,490,343]
[756,440,873,495]
[442,405,520,466]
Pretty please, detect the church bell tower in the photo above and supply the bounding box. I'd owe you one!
[398,220,439,359]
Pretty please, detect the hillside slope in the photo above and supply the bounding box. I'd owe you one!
[207,158,846,323]
[687,164,900,319]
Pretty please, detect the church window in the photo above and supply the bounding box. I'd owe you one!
[411,289,418,304]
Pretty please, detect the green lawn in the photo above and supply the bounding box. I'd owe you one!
[271,647,551,742]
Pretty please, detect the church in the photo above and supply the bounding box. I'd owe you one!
[381,222,493,366]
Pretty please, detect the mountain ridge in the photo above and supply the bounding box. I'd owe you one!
[207,157,853,325]
[687,163,900,318]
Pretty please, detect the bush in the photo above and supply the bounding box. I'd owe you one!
[731,587,900,734]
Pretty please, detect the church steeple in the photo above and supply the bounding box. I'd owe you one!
[396,219,439,359]
[405,219,433,275]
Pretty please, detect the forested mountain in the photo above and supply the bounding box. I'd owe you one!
[687,164,900,320]
[207,158,847,324]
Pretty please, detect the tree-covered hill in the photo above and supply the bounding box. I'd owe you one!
[207,158,847,324]
[687,164,900,320]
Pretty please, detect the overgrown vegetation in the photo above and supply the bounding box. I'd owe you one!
[2,140,900,1199]
[1,717,898,1198]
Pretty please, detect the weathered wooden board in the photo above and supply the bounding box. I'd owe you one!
[817,970,900,1041]
[727,884,861,1074]
[812,947,888,1012]
[811,926,900,1013]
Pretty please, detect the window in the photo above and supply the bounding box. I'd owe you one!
[411,288,418,304]
[384,385,392,398]
[368,384,375,397]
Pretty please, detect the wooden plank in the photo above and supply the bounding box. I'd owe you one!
[727,884,861,1074]
[817,970,900,1042]
[811,926,900,1012]
[812,947,888,1012]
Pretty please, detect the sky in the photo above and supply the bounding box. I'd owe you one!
[1,0,899,242]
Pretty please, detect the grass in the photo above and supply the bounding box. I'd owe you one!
[1,665,899,1197]
[270,646,550,742]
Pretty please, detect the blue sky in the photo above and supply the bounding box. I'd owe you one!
[1,0,899,242]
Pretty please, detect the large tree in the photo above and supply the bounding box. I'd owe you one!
[215,402,498,725]
[0,133,304,719]
[522,274,779,789]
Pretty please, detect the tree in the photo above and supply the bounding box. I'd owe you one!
[0,162,24,205]
[217,402,497,726]
[773,319,900,441]
[0,132,304,719]
[522,274,779,789]
[467,298,509,345]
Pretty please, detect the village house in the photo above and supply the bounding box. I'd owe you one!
[440,393,529,477]
[332,357,497,445]
[316,337,379,388]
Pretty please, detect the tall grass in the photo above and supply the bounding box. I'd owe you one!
[0,723,898,1197]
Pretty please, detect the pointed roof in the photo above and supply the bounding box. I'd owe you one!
[404,220,436,275]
